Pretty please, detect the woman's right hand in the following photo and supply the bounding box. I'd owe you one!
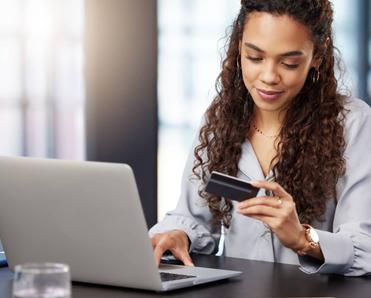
[151,229,194,267]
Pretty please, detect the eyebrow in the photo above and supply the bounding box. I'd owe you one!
[244,42,304,57]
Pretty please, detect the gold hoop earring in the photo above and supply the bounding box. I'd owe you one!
[312,69,320,83]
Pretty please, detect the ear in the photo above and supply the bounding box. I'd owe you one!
[311,57,321,69]
[311,37,330,69]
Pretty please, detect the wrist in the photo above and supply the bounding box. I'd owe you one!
[292,225,308,252]
[295,224,321,257]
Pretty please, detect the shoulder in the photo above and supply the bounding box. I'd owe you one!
[343,97,371,120]
[343,97,371,139]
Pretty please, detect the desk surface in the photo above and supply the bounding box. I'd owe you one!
[1,254,371,298]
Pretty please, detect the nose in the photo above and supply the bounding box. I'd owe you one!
[259,62,280,85]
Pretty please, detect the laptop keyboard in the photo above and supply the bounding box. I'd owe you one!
[160,272,196,282]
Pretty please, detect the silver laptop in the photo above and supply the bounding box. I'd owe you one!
[0,156,241,292]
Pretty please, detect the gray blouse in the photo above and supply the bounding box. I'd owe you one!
[149,97,371,276]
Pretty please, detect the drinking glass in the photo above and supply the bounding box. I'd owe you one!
[13,263,71,298]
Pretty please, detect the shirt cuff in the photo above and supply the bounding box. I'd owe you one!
[149,215,216,254]
[299,229,354,274]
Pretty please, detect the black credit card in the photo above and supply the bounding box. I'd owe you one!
[205,171,259,202]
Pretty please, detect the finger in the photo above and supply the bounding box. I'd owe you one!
[150,236,157,249]
[153,243,168,267]
[238,204,281,217]
[171,248,194,266]
[249,180,290,199]
[238,196,282,209]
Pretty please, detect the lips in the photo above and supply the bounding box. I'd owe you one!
[256,88,284,102]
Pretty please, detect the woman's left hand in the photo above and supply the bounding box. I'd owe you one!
[237,180,306,251]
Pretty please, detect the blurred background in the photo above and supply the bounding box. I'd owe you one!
[0,0,370,230]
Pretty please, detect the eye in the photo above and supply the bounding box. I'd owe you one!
[282,62,299,69]
[246,56,263,63]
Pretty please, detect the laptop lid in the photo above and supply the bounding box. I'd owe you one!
[0,156,163,291]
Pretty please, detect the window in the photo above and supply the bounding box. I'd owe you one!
[0,0,85,159]
[333,0,370,104]
[157,0,240,220]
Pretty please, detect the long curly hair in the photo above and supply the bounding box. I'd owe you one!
[192,0,346,228]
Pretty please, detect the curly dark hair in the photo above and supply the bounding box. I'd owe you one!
[192,0,346,228]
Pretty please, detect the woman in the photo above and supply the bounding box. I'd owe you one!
[150,0,371,276]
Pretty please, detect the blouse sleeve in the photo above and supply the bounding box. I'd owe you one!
[149,128,220,254]
[299,100,371,276]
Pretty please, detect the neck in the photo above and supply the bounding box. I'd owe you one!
[253,108,285,136]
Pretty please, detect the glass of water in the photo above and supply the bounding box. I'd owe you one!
[13,263,71,298]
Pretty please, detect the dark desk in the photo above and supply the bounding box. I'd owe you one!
[1,254,371,298]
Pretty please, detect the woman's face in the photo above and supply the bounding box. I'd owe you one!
[240,12,318,114]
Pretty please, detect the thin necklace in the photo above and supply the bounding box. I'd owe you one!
[252,123,279,139]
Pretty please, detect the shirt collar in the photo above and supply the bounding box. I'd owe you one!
[238,139,274,182]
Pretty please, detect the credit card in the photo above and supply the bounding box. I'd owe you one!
[205,171,259,201]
